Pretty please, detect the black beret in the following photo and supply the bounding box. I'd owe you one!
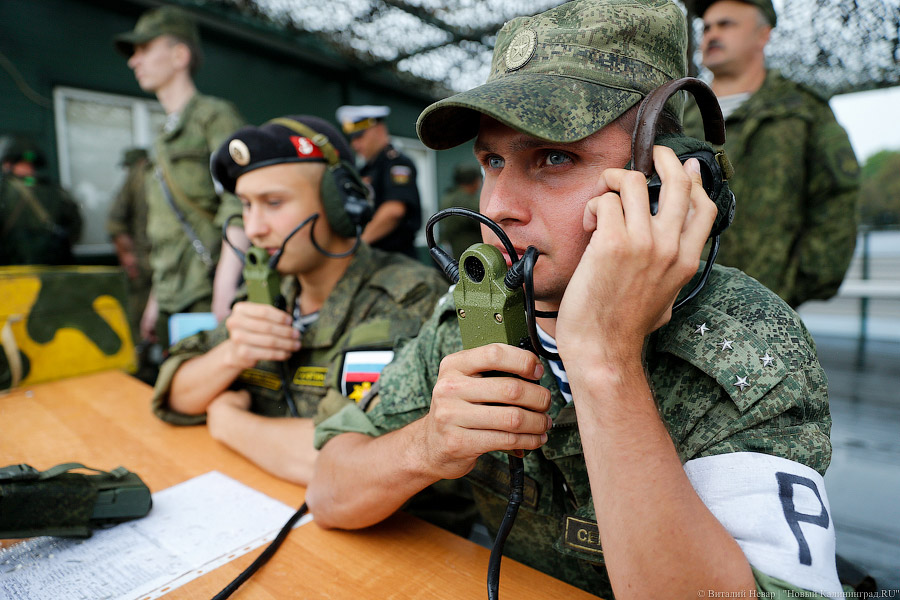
[211,115,354,194]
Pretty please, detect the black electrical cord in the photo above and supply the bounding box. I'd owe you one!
[309,217,362,258]
[211,502,308,600]
[673,235,720,311]
[425,209,559,359]
[486,455,525,600]
[223,212,358,265]
[425,208,519,285]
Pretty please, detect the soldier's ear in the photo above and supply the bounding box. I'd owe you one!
[168,37,193,71]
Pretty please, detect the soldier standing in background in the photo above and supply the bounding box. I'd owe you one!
[437,163,483,258]
[107,148,152,340]
[114,5,246,348]
[336,105,422,258]
[684,0,860,308]
[107,147,159,381]
[0,135,82,266]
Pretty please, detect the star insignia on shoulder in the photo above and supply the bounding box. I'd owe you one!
[734,375,750,391]
[694,323,709,336]
[760,352,775,367]
[719,338,734,351]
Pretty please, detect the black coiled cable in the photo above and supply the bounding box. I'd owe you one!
[486,455,525,600]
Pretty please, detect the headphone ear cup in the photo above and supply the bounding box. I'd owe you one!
[334,161,374,230]
[320,162,374,237]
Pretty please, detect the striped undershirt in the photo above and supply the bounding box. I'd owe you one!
[535,325,572,404]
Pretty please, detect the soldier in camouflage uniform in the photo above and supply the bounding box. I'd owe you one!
[151,116,448,487]
[0,135,82,266]
[684,0,860,308]
[437,163,484,258]
[107,147,152,344]
[308,2,845,598]
[114,6,246,348]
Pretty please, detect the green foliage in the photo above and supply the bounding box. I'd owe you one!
[859,149,900,228]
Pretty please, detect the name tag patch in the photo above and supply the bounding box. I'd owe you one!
[684,452,841,595]
[563,516,604,559]
[341,350,394,401]
[293,366,327,388]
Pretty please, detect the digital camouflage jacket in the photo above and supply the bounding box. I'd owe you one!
[684,71,860,308]
[152,244,448,426]
[315,264,835,598]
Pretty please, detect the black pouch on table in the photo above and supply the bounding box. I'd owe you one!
[0,462,152,539]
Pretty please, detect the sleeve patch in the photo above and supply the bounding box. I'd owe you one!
[390,165,412,185]
[340,350,394,401]
[684,452,842,595]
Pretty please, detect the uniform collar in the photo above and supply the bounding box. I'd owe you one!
[296,243,377,348]
[161,92,200,139]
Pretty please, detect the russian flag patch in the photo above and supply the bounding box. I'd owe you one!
[340,350,394,402]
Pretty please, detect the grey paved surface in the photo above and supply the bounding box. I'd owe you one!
[817,335,900,592]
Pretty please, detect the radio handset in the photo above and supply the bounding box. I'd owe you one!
[242,246,285,309]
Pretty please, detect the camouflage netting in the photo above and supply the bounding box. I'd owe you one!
[195,0,898,98]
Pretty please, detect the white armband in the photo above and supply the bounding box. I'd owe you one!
[684,452,842,595]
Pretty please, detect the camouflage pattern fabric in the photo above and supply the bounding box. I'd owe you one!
[152,243,448,426]
[107,157,152,339]
[0,463,151,539]
[438,187,483,258]
[315,264,833,598]
[416,0,688,150]
[145,93,244,314]
[0,266,135,390]
[0,175,82,266]
[684,70,860,308]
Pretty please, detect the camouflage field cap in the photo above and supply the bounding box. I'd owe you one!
[417,0,688,150]
[690,0,777,26]
[114,6,202,58]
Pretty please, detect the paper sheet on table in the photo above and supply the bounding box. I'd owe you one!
[0,470,312,600]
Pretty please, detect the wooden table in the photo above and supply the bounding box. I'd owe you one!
[0,371,598,599]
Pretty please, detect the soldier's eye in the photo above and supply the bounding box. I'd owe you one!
[544,151,571,166]
[487,156,504,169]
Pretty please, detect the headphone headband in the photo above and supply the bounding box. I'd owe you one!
[631,77,725,178]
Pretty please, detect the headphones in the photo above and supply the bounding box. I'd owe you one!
[630,77,735,238]
[266,117,374,238]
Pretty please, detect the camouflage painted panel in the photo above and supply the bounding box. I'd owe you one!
[0,266,135,390]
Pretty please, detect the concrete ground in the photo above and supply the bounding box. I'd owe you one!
[817,335,900,592]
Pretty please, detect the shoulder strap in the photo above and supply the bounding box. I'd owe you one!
[154,167,214,268]
[153,138,216,223]
[2,178,55,237]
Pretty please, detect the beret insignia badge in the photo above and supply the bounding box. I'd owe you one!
[228,139,250,166]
